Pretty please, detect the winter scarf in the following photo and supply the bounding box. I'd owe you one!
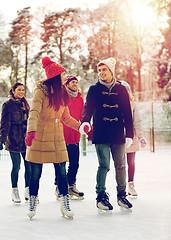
[65,86,78,98]
[99,78,116,92]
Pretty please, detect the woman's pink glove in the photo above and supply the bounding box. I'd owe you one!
[140,137,147,148]
[25,132,37,147]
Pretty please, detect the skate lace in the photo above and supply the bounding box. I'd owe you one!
[120,196,130,204]
[103,192,110,201]
[29,196,37,211]
[63,194,71,211]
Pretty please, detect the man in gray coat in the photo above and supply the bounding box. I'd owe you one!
[81,57,134,211]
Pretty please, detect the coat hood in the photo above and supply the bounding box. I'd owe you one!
[36,80,49,96]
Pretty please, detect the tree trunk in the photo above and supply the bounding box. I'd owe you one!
[25,43,28,96]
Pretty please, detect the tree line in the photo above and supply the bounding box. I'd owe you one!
[0,0,171,101]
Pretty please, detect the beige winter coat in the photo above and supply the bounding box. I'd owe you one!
[26,81,80,164]
[126,101,144,153]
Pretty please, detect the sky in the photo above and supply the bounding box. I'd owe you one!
[0,0,108,40]
[1,0,108,22]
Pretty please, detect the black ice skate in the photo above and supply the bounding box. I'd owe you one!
[117,191,133,211]
[68,183,84,200]
[96,191,113,214]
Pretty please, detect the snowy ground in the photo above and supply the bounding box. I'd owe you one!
[0,150,171,240]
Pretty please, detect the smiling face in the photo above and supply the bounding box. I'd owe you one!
[67,79,78,91]
[98,64,113,83]
[12,85,25,99]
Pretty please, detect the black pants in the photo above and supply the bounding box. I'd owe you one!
[54,143,79,186]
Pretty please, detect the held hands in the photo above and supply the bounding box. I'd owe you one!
[139,137,147,148]
[79,122,91,134]
[25,132,37,147]
[125,138,133,149]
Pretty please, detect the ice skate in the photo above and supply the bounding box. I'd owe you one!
[60,194,74,219]
[128,182,137,197]
[55,185,60,201]
[24,187,29,201]
[27,195,37,220]
[12,188,21,204]
[117,192,133,212]
[96,192,113,214]
[68,183,84,200]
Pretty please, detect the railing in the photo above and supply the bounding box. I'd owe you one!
[80,128,171,156]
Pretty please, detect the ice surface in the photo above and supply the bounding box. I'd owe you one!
[0,151,171,240]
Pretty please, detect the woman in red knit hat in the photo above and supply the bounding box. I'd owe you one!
[25,57,89,220]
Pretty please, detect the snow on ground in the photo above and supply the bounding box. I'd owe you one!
[0,150,171,240]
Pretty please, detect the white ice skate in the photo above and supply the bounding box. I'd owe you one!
[27,195,37,220]
[60,194,74,220]
[12,188,21,204]
[128,182,138,197]
[68,183,84,200]
[24,187,29,202]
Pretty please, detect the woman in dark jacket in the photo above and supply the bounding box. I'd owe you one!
[0,82,31,203]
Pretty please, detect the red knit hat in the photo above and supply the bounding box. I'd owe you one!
[65,74,78,85]
[42,56,66,79]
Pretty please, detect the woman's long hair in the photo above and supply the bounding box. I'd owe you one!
[43,75,70,111]
[9,82,30,111]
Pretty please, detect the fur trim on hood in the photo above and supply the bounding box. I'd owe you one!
[36,80,49,96]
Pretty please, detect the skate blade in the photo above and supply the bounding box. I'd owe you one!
[97,208,112,215]
[27,214,34,220]
[12,200,21,204]
[61,214,74,220]
[29,216,33,220]
[69,195,84,200]
[120,206,132,213]
[128,193,137,198]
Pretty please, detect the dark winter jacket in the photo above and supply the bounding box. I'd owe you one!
[0,98,29,152]
[63,91,84,144]
[81,81,134,144]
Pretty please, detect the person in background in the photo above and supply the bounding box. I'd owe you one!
[0,82,31,203]
[121,81,147,197]
[25,56,87,220]
[81,57,134,212]
[55,74,84,200]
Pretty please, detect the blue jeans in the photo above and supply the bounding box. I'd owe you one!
[29,162,68,196]
[95,143,126,194]
[9,152,31,188]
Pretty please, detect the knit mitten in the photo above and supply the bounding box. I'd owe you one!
[25,132,37,147]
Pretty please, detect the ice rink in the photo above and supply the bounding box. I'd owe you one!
[0,150,170,240]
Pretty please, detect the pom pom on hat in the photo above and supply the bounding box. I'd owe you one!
[97,57,116,76]
[42,56,66,79]
[42,57,52,68]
